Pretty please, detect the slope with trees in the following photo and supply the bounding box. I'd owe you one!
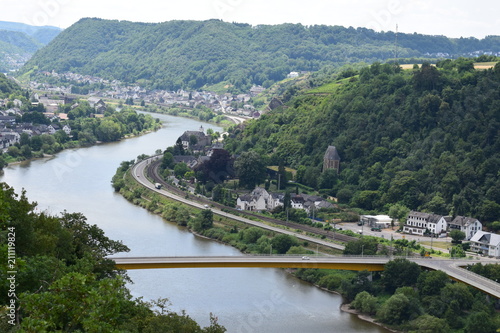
[0,182,225,332]
[20,18,500,92]
[224,58,500,228]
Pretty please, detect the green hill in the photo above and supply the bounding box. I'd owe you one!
[0,21,61,44]
[0,21,61,72]
[21,18,500,91]
[224,59,500,226]
[0,72,22,97]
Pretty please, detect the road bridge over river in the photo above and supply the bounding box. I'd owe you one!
[111,255,500,299]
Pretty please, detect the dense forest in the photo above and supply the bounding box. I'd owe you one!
[21,18,500,91]
[224,59,500,227]
[0,183,226,332]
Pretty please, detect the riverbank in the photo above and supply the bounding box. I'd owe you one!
[340,304,400,333]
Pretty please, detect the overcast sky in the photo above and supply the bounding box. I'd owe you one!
[1,0,498,38]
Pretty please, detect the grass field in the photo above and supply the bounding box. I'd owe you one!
[400,62,498,70]
[474,61,498,70]
[306,76,357,94]
[420,240,451,250]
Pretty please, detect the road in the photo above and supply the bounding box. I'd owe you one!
[128,157,500,298]
[225,115,249,124]
[132,156,346,251]
[110,255,500,299]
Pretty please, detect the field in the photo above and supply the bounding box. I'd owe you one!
[473,61,498,70]
[400,62,498,70]
[306,76,356,94]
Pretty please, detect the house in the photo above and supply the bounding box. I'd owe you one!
[323,146,340,174]
[291,195,305,210]
[236,187,269,211]
[47,124,61,134]
[267,193,284,210]
[403,211,448,236]
[360,215,393,229]
[469,231,500,257]
[448,216,482,240]
[88,97,107,113]
[0,116,16,125]
[173,155,198,169]
[179,126,211,151]
[62,124,71,135]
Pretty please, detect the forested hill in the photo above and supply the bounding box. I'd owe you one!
[224,60,500,226]
[0,73,22,98]
[0,21,61,72]
[21,17,500,91]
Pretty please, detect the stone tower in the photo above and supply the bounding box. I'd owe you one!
[323,146,340,174]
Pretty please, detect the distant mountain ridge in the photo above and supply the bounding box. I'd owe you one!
[20,18,500,91]
[0,21,61,44]
[0,21,61,72]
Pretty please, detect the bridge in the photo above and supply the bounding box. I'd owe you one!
[111,255,500,299]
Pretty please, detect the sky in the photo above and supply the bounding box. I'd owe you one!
[0,0,499,38]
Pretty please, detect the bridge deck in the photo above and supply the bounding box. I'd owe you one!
[110,255,500,299]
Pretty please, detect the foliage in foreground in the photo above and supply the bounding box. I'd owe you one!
[0,183,225,332]
[298,258,500,332]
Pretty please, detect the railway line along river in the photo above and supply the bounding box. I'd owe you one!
[1,113,389,333]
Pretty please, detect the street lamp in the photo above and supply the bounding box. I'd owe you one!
[361,244,364,257]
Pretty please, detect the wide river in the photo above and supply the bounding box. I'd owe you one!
[1,113,388,333]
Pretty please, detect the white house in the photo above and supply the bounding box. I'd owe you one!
[236,187,269,211]
[448,216,482,240]
[267,193,284,210]
[403,211,448,236]
[360,215,393,229]
[469,231,500,257]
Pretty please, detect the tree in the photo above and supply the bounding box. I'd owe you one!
[343,238,378,256]
[190,209,213,232]
[195,149,233,184]
[234,151,266,189]
[382,259,421,293]
[161,151,174,170]
[174,162,190,178]
[271,234,299,254]
[464,311,497,333]
[351,291,378,315]
[417,270,449,296]
[336,188,353,204]
[440,283,473,312]
[20,273,137,332]
[449,229,466,243]
[173,137,185,155]
[30,135,42,151]
[407,314,450,333]
[377,293,412,325]
[388,203,409,225]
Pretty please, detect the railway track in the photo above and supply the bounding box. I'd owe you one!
[146,159,356,244]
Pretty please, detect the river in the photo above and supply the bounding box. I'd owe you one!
[1,113,389,333]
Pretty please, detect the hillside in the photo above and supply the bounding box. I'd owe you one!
[0,21,61,44]
[21,18,500,91]
[223,59,500,226]
[0,72,22,97]
[0,21,61,72]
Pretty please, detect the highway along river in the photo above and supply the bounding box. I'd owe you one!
[1,113,389,333]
